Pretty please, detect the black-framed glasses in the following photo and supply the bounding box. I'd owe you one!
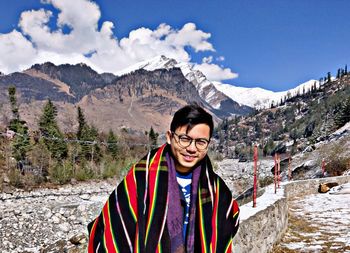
[172,132,210,151]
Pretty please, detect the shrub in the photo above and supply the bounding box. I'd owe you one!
[319,140,350,176]
[75,161,95,181]
[8,168,22,187]
[325,157,349,176]
[49,160,73,184]
[259,176,274,188]
[101,158,119,179]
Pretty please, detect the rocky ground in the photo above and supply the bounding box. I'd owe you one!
[1,149,348,253]
[0,180,116,253]
[216,157,275,199]
[0,157,274,253]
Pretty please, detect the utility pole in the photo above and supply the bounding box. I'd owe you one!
[288,154,292,181]
[274,153,277,194]
[277,154,281,188]
[253,145,258,207]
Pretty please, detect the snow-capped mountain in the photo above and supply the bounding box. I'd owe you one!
[213,80,320,109]
[116,55,253,115]
[116,55,322,111]
[115,55,178,76]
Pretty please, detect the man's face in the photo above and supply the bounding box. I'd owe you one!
[166,123,210,173]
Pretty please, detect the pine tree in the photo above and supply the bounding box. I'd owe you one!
[148,127,159,148]
[8,86,19,119]
[327,72,331,83]
[334,97,350,128]
[79,124,100,162]
[7,86,30,161]
[107,129,119,159]
[77,106,87,140]
[39,100,68,159]
[75,107,100,162]
[341,68,345,78]
[263,138,275,156]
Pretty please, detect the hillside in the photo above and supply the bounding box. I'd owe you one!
[215,73,350,179]
[0,61,252,134]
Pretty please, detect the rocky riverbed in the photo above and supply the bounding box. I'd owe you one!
[0,180,116,253]
[2,153,346,253]
[0,159,273,253]
[216,158,275,197]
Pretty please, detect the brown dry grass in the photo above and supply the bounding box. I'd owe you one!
[271,196,350,253]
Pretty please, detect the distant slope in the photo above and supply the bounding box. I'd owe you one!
[213,80,320,109]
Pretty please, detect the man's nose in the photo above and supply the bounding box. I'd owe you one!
[186,141,197,152]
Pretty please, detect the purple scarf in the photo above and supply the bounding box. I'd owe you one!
[166,153,201,253]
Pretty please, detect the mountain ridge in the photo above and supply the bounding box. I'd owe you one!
[0,62,235,133]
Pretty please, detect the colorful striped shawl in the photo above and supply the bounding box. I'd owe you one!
[88,144,240,253]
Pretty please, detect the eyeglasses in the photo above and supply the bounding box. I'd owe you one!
[172,132,210,151]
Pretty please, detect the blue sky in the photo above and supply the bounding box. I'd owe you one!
[0,0,349,91]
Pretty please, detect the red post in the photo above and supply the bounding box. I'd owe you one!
[274,153,277,194]
[277,154,281,188]
[253,145,258,207]
[288,155,292,181]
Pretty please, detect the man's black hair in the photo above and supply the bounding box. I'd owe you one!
[170,103,214,138]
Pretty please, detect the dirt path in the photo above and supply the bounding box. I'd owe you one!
[272,192,350,253]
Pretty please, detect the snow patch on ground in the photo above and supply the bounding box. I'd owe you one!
[275,184,350,252]
[239,183,285,221]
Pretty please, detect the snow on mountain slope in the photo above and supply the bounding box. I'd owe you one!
[214,79,320,109]
[115,55,177,76]
[116,55,321,111]
[115,55,243,111]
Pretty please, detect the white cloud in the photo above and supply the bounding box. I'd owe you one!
[216,56,225,61]
[194,62,238,82]
[0,30,37,73]
[164,23,214,52]
[0,0,235,77]
[19,0,104,54]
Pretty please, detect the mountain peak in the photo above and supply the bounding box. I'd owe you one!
[115,55,178,76]
[29,62,56,71]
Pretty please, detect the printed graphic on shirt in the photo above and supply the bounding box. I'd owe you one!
[176,171,192,242]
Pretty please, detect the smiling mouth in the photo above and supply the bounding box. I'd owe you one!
[182,154,197,162]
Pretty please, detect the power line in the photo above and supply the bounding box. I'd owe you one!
[0,130,150,147]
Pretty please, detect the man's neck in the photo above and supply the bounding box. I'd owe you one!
[175,164,193,174]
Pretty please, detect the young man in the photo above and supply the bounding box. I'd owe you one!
[88,104,240,253]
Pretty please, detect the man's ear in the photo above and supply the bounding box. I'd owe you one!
[166,130,172,145]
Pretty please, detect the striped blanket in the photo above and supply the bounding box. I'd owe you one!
[88,144,239,252]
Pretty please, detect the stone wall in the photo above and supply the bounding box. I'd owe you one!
[284,175,350,200]
[232,175,350,253]
[232,197,288,253]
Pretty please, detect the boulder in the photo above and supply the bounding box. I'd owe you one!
[69,233,87,245]
[318,182,339,193]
